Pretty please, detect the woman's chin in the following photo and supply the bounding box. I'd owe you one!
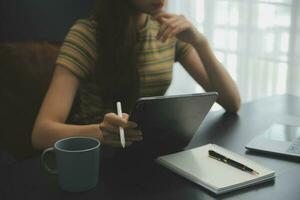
[149,9,164,16]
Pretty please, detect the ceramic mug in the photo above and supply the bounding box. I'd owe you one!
[41,137,100,192]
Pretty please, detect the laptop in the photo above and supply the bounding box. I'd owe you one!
[246,115,300,158]
[124,92,218,158]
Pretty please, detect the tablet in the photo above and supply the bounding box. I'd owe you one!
[127,92,218,157]
[246,122,300,158]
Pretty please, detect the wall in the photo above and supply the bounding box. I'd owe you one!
[0,0,95,42]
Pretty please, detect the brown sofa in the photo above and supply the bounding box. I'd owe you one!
[0,42,60,160]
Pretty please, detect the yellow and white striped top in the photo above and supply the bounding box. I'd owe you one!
[56,16,192,124]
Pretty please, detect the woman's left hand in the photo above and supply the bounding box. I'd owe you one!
[153,12,204,46]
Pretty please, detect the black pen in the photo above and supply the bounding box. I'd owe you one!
[208,150,259,175]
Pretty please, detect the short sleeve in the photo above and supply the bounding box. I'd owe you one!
[56,19,98,80]
[175,39,193,62]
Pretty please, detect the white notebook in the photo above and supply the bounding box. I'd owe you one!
[156,144,275,194]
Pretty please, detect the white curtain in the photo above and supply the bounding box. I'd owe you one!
[166,0,300,104]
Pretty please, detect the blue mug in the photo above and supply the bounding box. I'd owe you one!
[41,137,100,192]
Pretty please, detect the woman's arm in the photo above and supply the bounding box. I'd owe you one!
[180,40,241,113]
[32,66,102,149]
[32,65,142,149]
[154,12,241,112]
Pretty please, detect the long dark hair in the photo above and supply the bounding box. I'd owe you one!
[92,0,140,112]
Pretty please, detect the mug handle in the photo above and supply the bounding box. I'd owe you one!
[41,147,58,175]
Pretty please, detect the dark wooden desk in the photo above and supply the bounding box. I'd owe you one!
[1,95,300,200]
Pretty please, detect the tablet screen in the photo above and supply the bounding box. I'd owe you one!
[261,123,300,142]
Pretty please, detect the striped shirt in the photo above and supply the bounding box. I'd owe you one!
[56,16,192,124]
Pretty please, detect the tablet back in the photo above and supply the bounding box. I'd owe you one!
[126,92,218,158]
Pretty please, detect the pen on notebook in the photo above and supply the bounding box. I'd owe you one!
[208,150,259,175]
[116,102,126,148]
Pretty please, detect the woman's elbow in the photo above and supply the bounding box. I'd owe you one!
[31,121,48,150]
[226,96,241,113]
[31,127,42,150]
[227,103,241,113]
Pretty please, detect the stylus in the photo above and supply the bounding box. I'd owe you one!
[117,102,126,148]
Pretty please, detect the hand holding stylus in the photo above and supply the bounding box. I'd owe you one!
[98,104,143,148]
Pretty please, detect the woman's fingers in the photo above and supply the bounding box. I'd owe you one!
[104,113,126,126]
[104,113,137,128]
[99,121,119,133]
[101,125,143,141]
[122,113,129,120]
[170,23,189,36]
[100,121,143,143]
[125,129,142,137]
[156,16,178,39]
[157,15,188,42]
[100,113,143,147]
[154,12,198,44]
[100,121,142,136]
[161,21,186,42]
[101,130,142,145]
[125,130,143,142]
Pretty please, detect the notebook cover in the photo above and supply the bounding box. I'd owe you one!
[156,144,275,194]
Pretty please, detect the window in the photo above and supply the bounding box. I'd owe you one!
[167,0,300,108]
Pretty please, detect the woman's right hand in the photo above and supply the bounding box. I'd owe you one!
[99,113,143,147]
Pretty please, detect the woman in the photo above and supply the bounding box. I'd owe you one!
[32,0,240,149]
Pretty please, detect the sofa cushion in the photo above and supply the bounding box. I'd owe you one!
[0,42,59,159]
